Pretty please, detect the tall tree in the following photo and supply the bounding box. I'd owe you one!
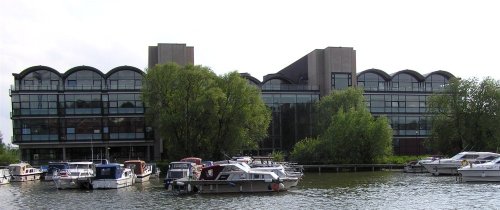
[142,63,270,160]
[290,88,393,164]
[428,77,500,155]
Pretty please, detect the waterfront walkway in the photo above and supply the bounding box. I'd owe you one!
[300,164,404,172]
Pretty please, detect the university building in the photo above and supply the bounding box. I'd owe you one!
[10,43,453,164]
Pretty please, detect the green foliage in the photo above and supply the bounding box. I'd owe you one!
[271,150,285,162]
[381,155,430,164]
[289,137,322,164]
[290,88,393,164]
[142,63,271,161]
[428,77,500,155]
[0,132,20,165]
[316,88,366,132]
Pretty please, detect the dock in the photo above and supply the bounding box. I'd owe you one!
[300,164,404,173]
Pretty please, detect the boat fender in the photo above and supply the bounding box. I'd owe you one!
[271,183,280,191]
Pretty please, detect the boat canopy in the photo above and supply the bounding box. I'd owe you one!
[95,164,123,179]
[124,160,146,174]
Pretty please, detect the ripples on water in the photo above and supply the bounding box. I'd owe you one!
[1,172,500,209]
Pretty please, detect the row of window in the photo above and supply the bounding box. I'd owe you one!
[358,73,449,92]
[13,117,153,142]
[12,93,144,116]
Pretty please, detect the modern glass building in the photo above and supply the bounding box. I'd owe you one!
[10,65,156,165]
[10,44,455,163]
[242,47,454,155]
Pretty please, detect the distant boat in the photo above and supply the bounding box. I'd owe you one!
[92,163,135,189]
[171,163,286,194]
[0,168,11,185]
[164,161,198,190]
[124,160,152,183]
[8,163,43,182]
[458,156,500,182]
[421,151,500,175]
[44,162,70,181]
[52,161,95,189]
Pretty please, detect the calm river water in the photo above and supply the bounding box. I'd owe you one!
[1,171,499,209]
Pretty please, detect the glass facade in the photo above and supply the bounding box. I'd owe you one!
[11,66,154,163]
[331,73,352,90]
[258,79,320,154]
[357,70,450,155]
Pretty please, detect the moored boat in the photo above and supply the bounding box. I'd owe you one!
[164,161,198,190]
[124,160,152,183]
[8,163,43,182]
[44,162,70,181]
[458,156,500,182]
[421,151,500,176]
[0,168,11,185]
[52,161,95,189]
[171,163,285,194]
[92,163,135,189]
[403,156,443,173]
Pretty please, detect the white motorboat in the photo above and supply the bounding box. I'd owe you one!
[171,163,285,194]
[421,151,500,175]
[92,163,135,189]
[164,161,198,190]
[249,163,300,189]
[44,162,70,181]
[0,168,11,185]
[458,156,500,182]
[124,160,152,183]
[52,161,95,189]
[403,156,443,173]
[8,163,43,182]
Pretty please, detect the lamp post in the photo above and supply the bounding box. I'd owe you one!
[415,130,419,155]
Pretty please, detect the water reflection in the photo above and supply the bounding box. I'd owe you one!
[2,172,500,209]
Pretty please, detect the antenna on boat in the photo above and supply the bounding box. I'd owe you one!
[91,135,94,162]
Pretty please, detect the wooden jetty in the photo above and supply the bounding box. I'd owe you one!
[300,164,404,173]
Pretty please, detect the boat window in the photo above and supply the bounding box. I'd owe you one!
[458,154,479,160]
[100,168,111,176]
[253,174,261,179]
[207,169,213,178]
[218,174,229,180]
[170,164,189,169]
[481,156,498,161]
[167,171,185,179]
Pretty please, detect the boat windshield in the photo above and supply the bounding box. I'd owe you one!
[69,164,90,169]
[167,171,185,179]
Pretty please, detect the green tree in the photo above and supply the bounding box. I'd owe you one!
[0,131,20,165]
[290,88,393,164]
[316,88,366,132]
[142,63,270,160]
[428,77,500,155]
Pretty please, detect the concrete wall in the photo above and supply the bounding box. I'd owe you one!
[307,47,357,97]
[148,43,194,68]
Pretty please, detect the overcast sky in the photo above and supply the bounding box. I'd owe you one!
[1,0,499,145]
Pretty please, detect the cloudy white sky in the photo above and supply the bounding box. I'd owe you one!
[1,0,499,145]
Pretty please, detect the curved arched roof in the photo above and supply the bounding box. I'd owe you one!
[63,66,105,79]
[106,66,144,79]
[14,65,62,80]
[358,69,455,82]
[262,73,294,84]
[424,70,455,80]
[357,68,391,81]
[240,73,262,86]
[391,69,425,81]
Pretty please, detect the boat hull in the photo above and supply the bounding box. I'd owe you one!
[53,177,93,189]
[92,177,134,189]
[459,169,500,182]
[136,172,152,183]
[11,174,42,182]
[422,163,460,175]
[174,180,286,194]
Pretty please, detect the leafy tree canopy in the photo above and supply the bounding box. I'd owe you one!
[142,63,271,160]
[291,88,393,164]
[428,77,500,155]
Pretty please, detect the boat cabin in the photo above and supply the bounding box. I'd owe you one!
[95,164,129,180]
[124,160,148,175]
